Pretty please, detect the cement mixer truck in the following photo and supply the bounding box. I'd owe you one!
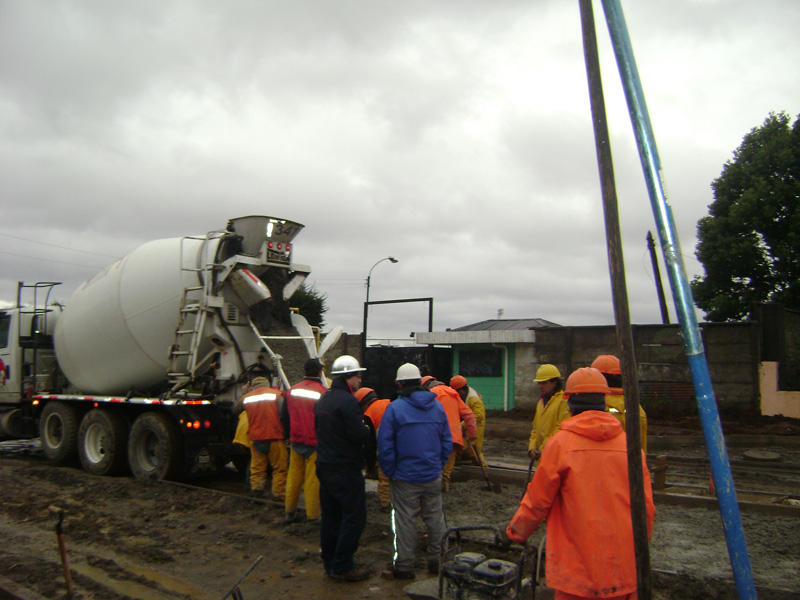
[0,215,316,480]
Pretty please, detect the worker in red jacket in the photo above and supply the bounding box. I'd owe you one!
[500,367,656,600]
[421,376,477,492]
[280,358,328,523]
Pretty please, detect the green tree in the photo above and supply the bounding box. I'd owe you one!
[289,283,328,329]
[691,112,800,321]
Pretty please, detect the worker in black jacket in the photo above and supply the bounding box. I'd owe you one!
[314,355,371,582]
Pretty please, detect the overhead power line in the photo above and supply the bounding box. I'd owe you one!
[0,231,121,259]
[0,250,107,270]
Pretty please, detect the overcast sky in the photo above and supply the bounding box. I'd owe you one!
[1,0,798,344]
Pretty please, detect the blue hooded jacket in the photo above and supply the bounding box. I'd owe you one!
[377,387,452,483]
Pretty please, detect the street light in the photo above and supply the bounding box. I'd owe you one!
[362,256,399,364]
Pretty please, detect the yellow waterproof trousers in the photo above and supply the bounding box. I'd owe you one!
[251,440,288,498]
[285,448,320,520]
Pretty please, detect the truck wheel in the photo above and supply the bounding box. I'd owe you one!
[78,409,129,476]
[40,402,80,465]
[1,409,24,438]
[128,412,184,481]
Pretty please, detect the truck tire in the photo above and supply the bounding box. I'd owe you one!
[128,412,184,481]
[1,409,24,438]
[78,409,129,476]
[40,402,80,465]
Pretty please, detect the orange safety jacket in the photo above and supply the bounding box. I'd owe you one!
[508,410,655,598]
[243,385,284,442]
[430,383,477,449]
[364,398,390,431]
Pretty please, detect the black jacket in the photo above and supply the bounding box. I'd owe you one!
[314,377,370,469]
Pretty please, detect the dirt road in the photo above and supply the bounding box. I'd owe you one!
[1,430,799,599]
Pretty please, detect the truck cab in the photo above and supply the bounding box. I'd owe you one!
[0,282,62,437]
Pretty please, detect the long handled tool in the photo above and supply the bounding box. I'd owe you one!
[220,555,263,600]
[463,436,501,493]
[520,456,535,502]
[49,505,75,600]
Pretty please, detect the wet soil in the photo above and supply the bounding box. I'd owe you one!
[1,416,799,600]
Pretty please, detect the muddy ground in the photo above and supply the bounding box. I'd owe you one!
[1,420,799,600]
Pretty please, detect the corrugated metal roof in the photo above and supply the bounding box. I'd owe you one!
[449,318,561,332]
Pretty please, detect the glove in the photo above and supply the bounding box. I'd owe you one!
[494,529,512,548]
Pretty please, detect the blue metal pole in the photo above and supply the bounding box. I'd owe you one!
[598,1,757,598]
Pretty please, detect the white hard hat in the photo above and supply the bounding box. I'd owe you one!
[395,363,422,382]
[331,355,366,375]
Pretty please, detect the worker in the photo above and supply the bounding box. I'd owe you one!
[378,363,451,580]
[232,401,252,486]
[280,358,328,524]
[421,376,477,492]
[592,354,648,453]
[314,354,372,582]
[527,364,570,463]
[449,375,487,467]
[498,367,656,600]
[355,387,392,512]
[241,373,288,500]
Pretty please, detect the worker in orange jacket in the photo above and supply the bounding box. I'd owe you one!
[421,376,477,492]
[500,367,656,600]
[241,374,288,500]
[592,354,648,453]
[355,387,392,512]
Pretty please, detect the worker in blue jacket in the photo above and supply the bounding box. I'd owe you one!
[378,363,452,580]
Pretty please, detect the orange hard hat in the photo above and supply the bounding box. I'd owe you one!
[450,375,468,390]
[563,367,610,398]
[591,354,621,375]
[354,387,375,402]
[420,375,435,387]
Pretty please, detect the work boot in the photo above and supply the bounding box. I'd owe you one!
[330,565,372,582]
[284,511,300,524]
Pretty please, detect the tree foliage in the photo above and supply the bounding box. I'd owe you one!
[289,283,328,329]
[691,112,800,321]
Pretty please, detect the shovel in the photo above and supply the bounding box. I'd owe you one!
[49,505,75,600]
[463,437,502,493]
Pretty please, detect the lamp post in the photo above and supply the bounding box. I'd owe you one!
[362,256,398,365]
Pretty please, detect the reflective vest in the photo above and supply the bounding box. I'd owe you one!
[285,379,328,446]
[243,385,284,441]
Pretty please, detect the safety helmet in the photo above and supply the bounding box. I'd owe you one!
[354,387,376,402]
[563,367,610,398]
[396,363,422,381]
[330,355,366,375]
[450,375,468,390]
[420,375,435,387]
[533,364,561,382]
[591,354,621,376]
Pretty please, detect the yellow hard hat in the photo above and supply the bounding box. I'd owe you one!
[533,364,561,382]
